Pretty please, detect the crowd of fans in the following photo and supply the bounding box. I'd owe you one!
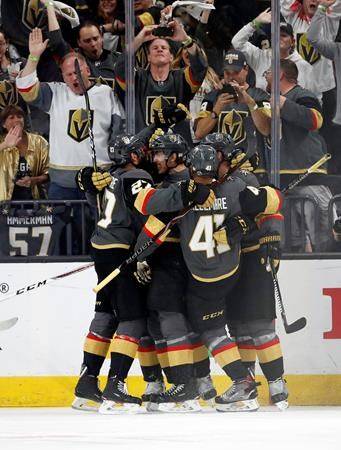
[0,0,341,255]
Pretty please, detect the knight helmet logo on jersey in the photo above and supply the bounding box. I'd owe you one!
[67,108,94,143]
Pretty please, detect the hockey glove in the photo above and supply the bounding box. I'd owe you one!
[213,215,251,248]
[181,180,216,208]
[229,150,259,172]
[149,128,165,146]
[262,235,281,271]
[154,103,190,129]
[76,167,97,194]
[134,261,152,285]
[91,171,112,191]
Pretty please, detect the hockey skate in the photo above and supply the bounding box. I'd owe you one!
[141,379,165,402]
[99,376,142,414]
[196,375,217,406]
[269,377,289,411]
[215,377,259,412]
[72,372,103,411]
[147,379,201,413]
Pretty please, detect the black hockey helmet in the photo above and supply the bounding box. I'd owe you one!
[149,133,189,161]
[186,144,219,177]
[201,133,236,161]
[108,134,146,166]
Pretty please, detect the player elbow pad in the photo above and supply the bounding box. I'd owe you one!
[142,215,170,245]
[239,186,283,218]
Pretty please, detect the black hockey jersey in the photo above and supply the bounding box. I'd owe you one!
[196,87,270,172]
[135,178,282,282]
[91,167,153,249]
[115,50,207,143]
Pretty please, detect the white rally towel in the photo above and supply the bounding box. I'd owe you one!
[52,1,80,28]
[171,1,215,21]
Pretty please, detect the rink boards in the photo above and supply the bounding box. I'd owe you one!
[0,260,341,406]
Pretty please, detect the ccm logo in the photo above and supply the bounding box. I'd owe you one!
[203,310,224,321]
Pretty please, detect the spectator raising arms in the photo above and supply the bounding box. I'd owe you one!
[16,28,124,202]
[231,8,318,96]
[44,1,119,90]
[307,0,341,125]
[0,105,49,202]
[280,0,341,97]
[115,20,207,145]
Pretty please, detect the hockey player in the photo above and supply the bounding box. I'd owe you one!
[204,132,289,410]
[135,132,216,411]
[73,133,153,413]
[72,107,189,412]
[134,144,282,411]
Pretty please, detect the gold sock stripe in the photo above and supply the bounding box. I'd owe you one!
[110,336,139,359]
[167,348,193,367]
[238,348,257,362]
[256,343,282,364]
[193,345,209,363]
[137,349,159,367]
[156,351,170,369]
[83,337,110,358]
[213,345,241,368]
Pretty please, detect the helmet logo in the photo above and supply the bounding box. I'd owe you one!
[146,95,176,125]
[67,108,93,143]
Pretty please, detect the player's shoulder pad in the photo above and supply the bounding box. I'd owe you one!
[239,185,282,218]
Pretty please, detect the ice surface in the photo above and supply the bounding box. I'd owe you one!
[0,406,340,450]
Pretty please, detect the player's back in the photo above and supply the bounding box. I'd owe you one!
[179,176,246,282]
[91,168,153,249]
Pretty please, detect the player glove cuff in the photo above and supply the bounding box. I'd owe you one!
[181,180,216,208]
[213,215,251,247]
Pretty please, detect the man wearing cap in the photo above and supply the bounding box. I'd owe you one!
[231,8,317,95]
[194,49,270,170]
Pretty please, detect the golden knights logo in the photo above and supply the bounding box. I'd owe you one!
[22,0,46,31]
[67,109,94,143]
[297,33,321,65]
[218,109,249,146]
[0,81,18,110]
[145,95,176,125]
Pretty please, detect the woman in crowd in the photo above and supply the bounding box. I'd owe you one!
[0,105,49,202]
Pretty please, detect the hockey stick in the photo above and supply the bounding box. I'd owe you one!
[93,135,257,294]
[282,153,331,194]
[94,149,332,293]
[0,263,94,304]
[75,58,97,171]
[263,154,331,333]
[74,58,101,213]
[0,317,18,331]
[268,259,306,333]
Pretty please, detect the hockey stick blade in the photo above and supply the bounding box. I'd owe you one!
[0,317,18,331]
[283,316,307,334]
